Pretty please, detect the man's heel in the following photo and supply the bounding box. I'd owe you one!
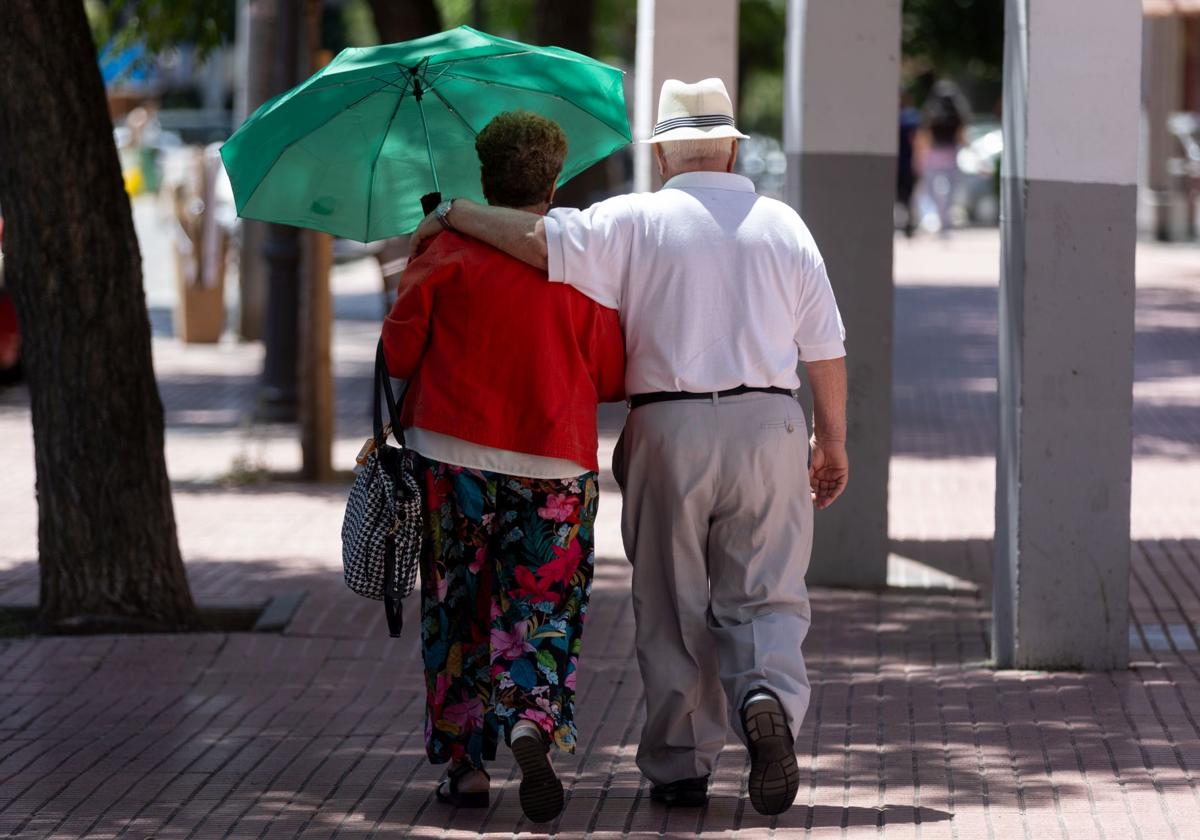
[742,690,800,816]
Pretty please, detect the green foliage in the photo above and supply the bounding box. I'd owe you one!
[738,0,786,138]
[739,70,783,137]
[732,0,1004,140]
[85,0,233,55]
[342,0,380,47]
[902,0,1004,81]
[436,0,636,64]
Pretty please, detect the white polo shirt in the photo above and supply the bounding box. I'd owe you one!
[542,171,846,396]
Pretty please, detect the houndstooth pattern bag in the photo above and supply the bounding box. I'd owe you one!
[341,340,422,637]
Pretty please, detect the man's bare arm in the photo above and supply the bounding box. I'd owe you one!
[804,357,848,509]
[410,199,548,270]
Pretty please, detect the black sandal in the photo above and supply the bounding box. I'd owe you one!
[435,763,490,809]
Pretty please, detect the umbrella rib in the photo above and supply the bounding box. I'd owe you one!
[428,86,480,138]
[364,88,410,241]
[427,50,535,69]
[435,72,631,141]
[432,47,613,72]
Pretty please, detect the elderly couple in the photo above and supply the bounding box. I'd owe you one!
[382,78,848,823]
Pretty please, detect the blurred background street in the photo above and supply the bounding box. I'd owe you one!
[1,0,1199,836]
[2,217,1199,836]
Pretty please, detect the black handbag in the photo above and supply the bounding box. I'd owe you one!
[340,340,423,637]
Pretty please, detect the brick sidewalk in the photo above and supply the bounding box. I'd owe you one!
[0,230,1198,838]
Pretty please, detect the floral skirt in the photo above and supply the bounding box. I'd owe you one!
[414,454,599,768]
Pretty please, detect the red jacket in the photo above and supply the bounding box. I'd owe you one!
[382,231,625,473]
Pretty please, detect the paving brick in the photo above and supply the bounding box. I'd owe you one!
[0,231,1198,835]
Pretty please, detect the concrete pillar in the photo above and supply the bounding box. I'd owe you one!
[1141,15,1183,241]
[632,0,738,193]
[784,0,900,588]
[994,0,1141,670]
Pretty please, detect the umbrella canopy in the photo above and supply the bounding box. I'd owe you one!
[220,26,631,242]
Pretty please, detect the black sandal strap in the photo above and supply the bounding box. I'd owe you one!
[444,763,489,794]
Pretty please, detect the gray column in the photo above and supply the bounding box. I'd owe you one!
[784,0,900,588]
[633,0,739,193]
[994,0,1141,670]
[1140,14,1184,241]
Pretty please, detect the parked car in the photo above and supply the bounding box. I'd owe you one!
[0,210,23,383]
[953,121,1002,225]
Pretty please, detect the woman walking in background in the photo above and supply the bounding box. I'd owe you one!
[917,79,971,236]
[382,111,625,823]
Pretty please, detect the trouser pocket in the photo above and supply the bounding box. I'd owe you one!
[612,429,627,492]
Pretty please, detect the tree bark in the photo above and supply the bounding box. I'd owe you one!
[233,0,277,341]
[0,0,200,631]
[258,0,304,422]
[368,0,442,43]
[533,0,610,209]
[299,0,335,482]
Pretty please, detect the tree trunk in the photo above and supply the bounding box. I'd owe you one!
[299,230,335,481]
[0,1,200,632]
[233,0,277,341]
[368,0,442,43]
[258,0,304,422]
[533,0,609,209]
[299,0,335,482]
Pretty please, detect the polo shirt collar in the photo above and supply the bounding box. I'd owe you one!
[663,171,757,193]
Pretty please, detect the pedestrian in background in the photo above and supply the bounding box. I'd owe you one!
[917,79,971,236]
[897,91,922,238]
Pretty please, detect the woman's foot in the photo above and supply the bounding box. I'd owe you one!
[435,761,490,808]
[511,720,564,823]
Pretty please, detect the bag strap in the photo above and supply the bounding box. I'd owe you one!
[383,532,403,638]
[373,339,411,447]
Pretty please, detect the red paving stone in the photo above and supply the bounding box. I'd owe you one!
[0,229,1197,837]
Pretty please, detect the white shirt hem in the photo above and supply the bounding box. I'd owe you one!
[405,427,588,480]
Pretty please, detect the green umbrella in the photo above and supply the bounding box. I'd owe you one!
[220,26,631,242]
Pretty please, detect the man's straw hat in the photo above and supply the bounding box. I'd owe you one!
[643,77,750,144]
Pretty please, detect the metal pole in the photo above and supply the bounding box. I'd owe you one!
[414,80,440,194]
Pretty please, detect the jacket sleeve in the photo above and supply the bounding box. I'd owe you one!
[381,236,457,379]
[587,303,627,403]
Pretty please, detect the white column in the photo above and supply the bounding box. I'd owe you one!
[784,0,901,588]
[994,0,1141,670]
[633,0,739,193]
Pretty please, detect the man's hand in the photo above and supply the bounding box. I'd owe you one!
[407,198,549,270]
[804,356,848,509]
[408,211,443,259]
[809,438,848,509]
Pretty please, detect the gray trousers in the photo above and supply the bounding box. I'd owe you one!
[613,392,814,785]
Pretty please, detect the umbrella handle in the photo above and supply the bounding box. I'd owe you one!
[420,192,442,216]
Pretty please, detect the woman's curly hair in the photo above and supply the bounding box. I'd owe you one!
[475,110,568,208]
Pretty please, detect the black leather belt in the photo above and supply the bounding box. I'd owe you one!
[628,386,793,409]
